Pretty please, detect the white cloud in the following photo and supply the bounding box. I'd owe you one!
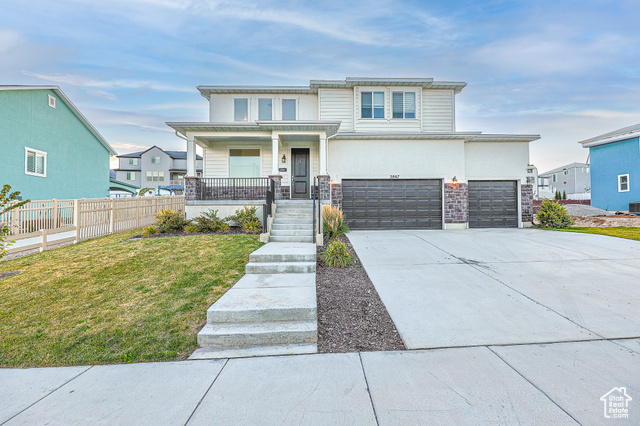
[21,71,193,94]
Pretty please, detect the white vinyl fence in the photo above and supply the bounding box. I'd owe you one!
[1,196,185,254]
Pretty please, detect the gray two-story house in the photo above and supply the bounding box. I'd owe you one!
[114,146,203,194]
[538,162,591,200]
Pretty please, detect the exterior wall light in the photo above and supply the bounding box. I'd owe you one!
[451,176,459,188]
[281,154,286,163]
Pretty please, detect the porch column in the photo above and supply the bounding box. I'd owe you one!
[272,135,280,175]
[319,134,328,175]
[186,135,196,177]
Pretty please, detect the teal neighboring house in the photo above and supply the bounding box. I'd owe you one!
[0,86,116,201]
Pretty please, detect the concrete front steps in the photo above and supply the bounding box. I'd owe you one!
[269,200,314,243]
[191,243,317,359]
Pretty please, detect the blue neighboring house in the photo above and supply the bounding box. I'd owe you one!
[0,85,116,201]
[579,123,640,211]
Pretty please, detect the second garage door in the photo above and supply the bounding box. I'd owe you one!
[468,180,518,228]
[341,179,442,230]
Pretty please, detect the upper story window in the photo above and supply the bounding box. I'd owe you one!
[151,156,161,164]
[25,147,46,177]
[619,174,630,192]
[583,166,590,173]
[552,174,557,183]
[234,99,249,122]
[282,99,296,120]
[128,158,139,166]
[361,92,384,119]
[563,169,569,175]
[258,99,273,121]
[126,172,136,180]
[392,92,416,119]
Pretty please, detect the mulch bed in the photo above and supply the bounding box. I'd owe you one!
[0,271,21,279]
[316,237,406,353]
[126,228,259,240]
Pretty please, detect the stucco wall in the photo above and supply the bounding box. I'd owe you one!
[328,139,465,183]
[0,89,110,201]
[464,142,529,183]
[590,138,640,210]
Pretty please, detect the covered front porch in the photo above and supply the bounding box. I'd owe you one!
[167,121,339,205]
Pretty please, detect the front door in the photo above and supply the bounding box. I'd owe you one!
[291,148,310,198]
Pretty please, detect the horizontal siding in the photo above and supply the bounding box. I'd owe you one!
[319,89,353,131]
[356,119,421,132]
[422,90,454,132]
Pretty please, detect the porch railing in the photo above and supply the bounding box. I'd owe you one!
[197,178,270,200]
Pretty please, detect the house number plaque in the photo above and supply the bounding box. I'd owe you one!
[279,168,287,172]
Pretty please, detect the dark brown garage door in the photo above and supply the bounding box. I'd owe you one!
[468,180,518,228]
[341,179,442,230]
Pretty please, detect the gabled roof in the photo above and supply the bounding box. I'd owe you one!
[0,85,116,155]
[197,77,467,98]
[118,145,202,160]
[579,122,640,147]
[539,162,589,176]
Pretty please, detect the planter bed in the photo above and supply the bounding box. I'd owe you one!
[315,236,405,353]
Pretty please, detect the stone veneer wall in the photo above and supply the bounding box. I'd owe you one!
[269,175,282,200]
[521,184,534,222]
[317,176,330,200]
[330,183,342,208]
[281,185,290,200]
[444,183,468,224]
[184,177,198,201]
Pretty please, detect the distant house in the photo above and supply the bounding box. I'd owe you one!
[579,123,640,210]
[0,86,116,200]
[113,146,203,194]
[538,162,591,200]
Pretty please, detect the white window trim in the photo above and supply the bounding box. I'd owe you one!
[227,146,262,178]
[24,147,47,178]
[234,98,250,122]
[618,174,630,192]
[391,91,418,120]
[48,94,56,108]
[360,91,385,119]
[282,98,298,121]
[258,98,274,121]
[126,172,136,180]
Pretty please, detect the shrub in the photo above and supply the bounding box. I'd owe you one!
[0,185,30,259]
[153,209,189,233]
[142,226,159,237]
[184,224,197,234]
[192,209,229,233]
[321,240,355,268]
[322,205,350,243]
[227,205,262,233]
[536,200,574,229]
[562,190,567,200]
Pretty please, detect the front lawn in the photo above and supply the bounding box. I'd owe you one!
[553,226,640,241]
[0,230,262,368]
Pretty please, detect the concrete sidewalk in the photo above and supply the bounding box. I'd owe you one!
[2,339,638,425]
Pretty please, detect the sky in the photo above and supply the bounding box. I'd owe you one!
[2,0,639,173]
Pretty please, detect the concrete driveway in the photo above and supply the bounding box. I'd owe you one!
[348,228,640,349]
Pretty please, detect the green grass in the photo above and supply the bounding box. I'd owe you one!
[0,229,263,368]
[551,226,640,241]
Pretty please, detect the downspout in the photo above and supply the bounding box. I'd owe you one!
[326,133,339,206]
